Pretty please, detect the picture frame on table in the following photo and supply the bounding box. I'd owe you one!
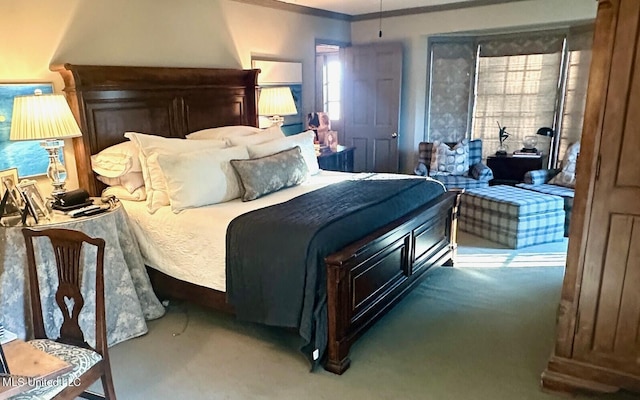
[0,167,23,215]
[18,179,49,221]
[0,341,9,374]
[324,130,339,151]
[307,111,331,144]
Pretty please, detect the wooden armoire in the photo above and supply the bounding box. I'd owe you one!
[541,0,640,395]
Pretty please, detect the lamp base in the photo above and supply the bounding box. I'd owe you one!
[269,115,285,127]
[41,140,68,198]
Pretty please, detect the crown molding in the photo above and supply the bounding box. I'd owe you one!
[352,0,531,21]
[228,0,352,21]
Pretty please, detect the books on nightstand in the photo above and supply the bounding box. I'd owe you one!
[513,151,542,158]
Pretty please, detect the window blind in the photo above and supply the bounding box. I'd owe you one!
[473,52,562,160]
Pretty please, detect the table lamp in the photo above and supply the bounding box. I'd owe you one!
[10,91,82,197]
[536,127,555,139]
[258,87,297,127]
[536,126,555,165]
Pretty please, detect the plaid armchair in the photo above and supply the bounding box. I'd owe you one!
[414,139,493,190]
[516,168,574,236]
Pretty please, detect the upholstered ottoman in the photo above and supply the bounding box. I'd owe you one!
[459,185,565,249]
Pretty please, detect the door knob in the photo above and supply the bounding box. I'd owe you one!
[391,132,398,138]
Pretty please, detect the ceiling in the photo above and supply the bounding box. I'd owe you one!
[276,0,489,16]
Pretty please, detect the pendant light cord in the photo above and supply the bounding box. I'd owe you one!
[378,0,383,38]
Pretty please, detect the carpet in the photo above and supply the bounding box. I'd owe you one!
[101,234,636,399]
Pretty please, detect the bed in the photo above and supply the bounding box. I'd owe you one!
[54,63,459,374]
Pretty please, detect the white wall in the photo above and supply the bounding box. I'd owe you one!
[0,0,350,191]
[351,0,598,173]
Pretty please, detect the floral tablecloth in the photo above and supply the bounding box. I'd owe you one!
[0,204,165,347]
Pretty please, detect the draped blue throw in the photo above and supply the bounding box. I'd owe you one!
[226,177,445,367]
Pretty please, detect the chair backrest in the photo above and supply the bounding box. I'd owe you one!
[418,139,483,173]
[22,228,107,356]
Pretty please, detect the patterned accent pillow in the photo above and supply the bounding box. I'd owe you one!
[230,146,308,201]
[549,142,580,188]
[429,139,469,176]
[469,162,493,181]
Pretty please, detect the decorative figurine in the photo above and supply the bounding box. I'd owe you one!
[496,121,509,156]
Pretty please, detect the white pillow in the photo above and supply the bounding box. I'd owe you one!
[247,130,320,175]
[549,142,580,188]
[429,140,469,176]
[156,146,250,213]
[226,125,285,147]
[90,142,141,178]
[96,172,144,193]
[186,125,261,140]
[102,185,147,201]
[123,132,227,213]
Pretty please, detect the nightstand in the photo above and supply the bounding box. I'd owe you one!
[0,199,164,347]
[317,145,355,172]
[486,155,543,185]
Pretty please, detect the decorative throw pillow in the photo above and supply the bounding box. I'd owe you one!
[185,125,262,140]
[90,141,141,177]
[124,132,227,213]
[226,125,285,147]
[429,139,469,176]
[247,130,320,175]
[549,142,580,188]
[230,146,308,201]
[156,146,250,212]
[96,171,145,193]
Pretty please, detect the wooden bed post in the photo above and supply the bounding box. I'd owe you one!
[325,259,352,374]
[444,189,461,266]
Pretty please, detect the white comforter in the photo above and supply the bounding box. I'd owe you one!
[122,171,362,291]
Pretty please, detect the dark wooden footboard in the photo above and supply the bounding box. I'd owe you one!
[324,190,459,374]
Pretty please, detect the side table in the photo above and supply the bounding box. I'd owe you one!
[0,200,165,347]
[317,145,355,172]
[486,155,543,185]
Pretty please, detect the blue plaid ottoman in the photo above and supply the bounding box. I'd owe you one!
[459,185,565,249]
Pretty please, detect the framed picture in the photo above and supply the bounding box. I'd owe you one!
[0,83,54,177]
[18,179,49,221]
[325,130,339,151]
[0,167,23,214]
[0,342,9,374]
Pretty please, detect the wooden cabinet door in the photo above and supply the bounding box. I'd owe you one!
[573,0,640,374]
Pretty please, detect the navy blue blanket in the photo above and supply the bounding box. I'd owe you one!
[226,177,444,366]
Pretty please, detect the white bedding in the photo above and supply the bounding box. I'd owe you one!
[122,170,364,291]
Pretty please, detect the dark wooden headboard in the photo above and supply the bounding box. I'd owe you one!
[52,64,260,196]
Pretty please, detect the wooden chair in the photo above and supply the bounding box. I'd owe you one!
[20,228,116,400]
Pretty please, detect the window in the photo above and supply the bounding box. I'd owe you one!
[473,52,562,160]
[558,28,593,161]
[426,27,593,167]
[323,55,341,120]
[316,44,342,121]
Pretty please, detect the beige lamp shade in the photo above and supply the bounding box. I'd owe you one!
[10,93,82,141]
[258,87,297,117]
